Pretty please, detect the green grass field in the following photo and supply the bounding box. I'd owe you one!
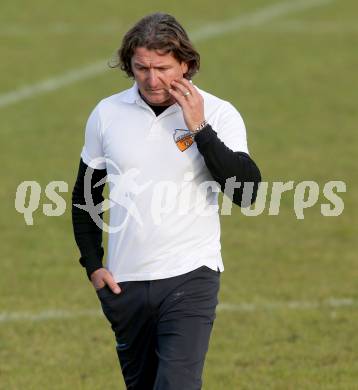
[1,0,357,389]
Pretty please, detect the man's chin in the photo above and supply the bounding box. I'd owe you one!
[142,92,174,106]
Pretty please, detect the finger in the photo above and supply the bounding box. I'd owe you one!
[168,86,188,107]
[170,80,192,98]
[94,280,106,290]
[104,274,121,294]
[173,78,196,96]
[177,78,195,91]
[182,79,201,100]
[91,273,106,290]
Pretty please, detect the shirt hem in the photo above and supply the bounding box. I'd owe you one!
[111,260,224,283]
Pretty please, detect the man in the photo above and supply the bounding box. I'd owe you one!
[72,12,261,390]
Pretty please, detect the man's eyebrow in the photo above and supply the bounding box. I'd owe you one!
[133,62,171,68]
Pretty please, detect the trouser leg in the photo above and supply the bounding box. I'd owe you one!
[153,266,220,390]
[96,281,158,390]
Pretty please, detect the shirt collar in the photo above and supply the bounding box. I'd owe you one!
[116,82,141,104]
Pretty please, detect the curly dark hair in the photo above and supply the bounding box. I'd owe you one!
[110,13,200,80]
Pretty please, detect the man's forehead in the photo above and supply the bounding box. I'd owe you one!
[132,48,177,64]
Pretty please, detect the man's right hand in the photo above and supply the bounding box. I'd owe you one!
[90,268,122,294]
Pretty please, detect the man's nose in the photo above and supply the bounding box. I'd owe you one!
[147,69,159,88]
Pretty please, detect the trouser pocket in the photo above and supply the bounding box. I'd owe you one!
[96,283,125,327]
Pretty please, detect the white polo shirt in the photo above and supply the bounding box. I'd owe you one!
[81,82,249,282]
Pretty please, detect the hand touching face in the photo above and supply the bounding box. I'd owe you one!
[131,47,188,106]
[168,78,205,132]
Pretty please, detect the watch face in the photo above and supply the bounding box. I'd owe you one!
[173,129,194,152]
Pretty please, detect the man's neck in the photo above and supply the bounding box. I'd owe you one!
[139,90,172,116]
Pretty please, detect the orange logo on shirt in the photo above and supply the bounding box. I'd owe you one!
[173,129,194,152]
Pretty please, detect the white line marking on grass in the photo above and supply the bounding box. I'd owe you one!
[0,308,102,322]
[0,23,123,36]
[251,20,358,34]
[0,0,334,109]
[217,298,356,312]
[190,0,334,41]
[0,60,107,108]
[0,298,355,323]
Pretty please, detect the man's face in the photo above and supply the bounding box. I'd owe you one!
[131,47,189,106]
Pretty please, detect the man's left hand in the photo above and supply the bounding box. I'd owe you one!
[169,78,205,132]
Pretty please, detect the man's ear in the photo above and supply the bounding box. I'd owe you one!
[181,62,189,77]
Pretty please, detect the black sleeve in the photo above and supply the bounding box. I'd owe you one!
[71,158,107,280]
[194,124,261,207]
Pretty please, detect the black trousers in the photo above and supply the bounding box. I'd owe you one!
[96,265,220,390]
